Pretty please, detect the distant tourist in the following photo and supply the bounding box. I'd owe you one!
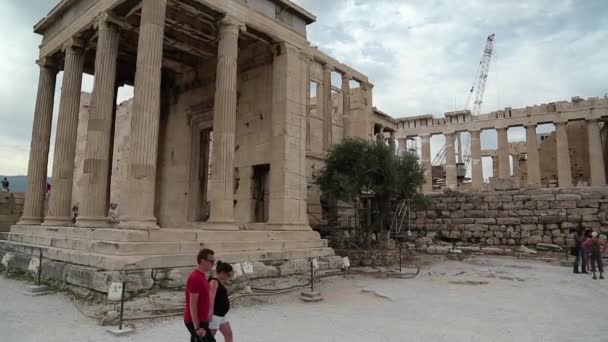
[582,232,606,280]
[209,261,234,342]
[573,227,587,274]
[184,249,216,342]
[1,177,8,192]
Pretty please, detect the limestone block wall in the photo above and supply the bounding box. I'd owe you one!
[155,58,276,227]
[0,193,24,231]
[412,188,608,246]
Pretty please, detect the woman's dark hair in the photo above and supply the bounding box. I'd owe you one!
[216,261,233,274]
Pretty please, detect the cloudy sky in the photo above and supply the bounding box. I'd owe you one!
[1,0,607,177]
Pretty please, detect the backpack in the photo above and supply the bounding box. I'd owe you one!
[591,240,601,255]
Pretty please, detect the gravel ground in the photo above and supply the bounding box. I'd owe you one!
[2,256,607,342]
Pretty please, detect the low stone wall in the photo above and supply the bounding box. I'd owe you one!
[336,249,409,267]
[412,187,608,246]
[0,249,343,293]
[0,193,23,232]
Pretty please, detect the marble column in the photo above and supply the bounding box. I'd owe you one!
[119,0,167,229]
[76,16,119,228]
[555,121,572,188]
[207,17,241,227]
[445,132,457,190]
[388,131,396,152]
[492,156,499,178]
[420,134,433,193]
[470,129,483,190]
[587,119,606,186]
[43,39,86,226]
[322,64,332,151]
[360,82,374,139]
[496,127,510,178]
[17,58,59,225]
[525,124,541,186]
[342,74,352,137]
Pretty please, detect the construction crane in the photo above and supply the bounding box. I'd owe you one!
[432,34,496,170]
[464,33,495,116]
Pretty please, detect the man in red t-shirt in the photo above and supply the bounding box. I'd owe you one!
[184,248,216,342]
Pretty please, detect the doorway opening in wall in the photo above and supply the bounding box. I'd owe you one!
[199,129,212,222]
[252,164,270,223]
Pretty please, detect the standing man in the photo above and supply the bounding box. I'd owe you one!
[1,177,9,192]
[184,249,216,342]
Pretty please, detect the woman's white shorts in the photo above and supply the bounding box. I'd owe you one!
[210,314,230,330]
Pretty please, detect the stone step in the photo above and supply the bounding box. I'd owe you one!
[0,240,334,271]
[7,232,327,256]
[10,225,322,243]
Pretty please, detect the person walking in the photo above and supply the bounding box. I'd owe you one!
[582,232,606,280]
[208,261,234,342]
[184,249,216,342]
[573,227,587,274]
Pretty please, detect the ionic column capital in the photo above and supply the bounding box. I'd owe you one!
[219,16,246,32]
[341,73,352,82]
[360,82,374,91]
[36,57,60,73]
[322,63,332,72]
[62,37,86,55]
[94,12,121,32]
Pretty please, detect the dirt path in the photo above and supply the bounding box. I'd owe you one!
[1,256,606,341]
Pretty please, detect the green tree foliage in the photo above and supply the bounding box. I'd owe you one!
[314,138,426,245]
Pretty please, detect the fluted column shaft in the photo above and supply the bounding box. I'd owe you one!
[322,64,332,150]
[43,40,85,226]
[118,0,167,229]
[525,124,541,186]
[555,121,572,188]
[420,135,433,193]
[208,18,240,225]
[587,119,606,186]
[76,17,119,227]
[445,132,457,190]
[470,130,483,190]
[17,59,58,225]
[496,127,510,178]
[342,74,352,137]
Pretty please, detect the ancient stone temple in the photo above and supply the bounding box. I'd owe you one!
[1,0,376,290]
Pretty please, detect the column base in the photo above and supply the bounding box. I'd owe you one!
[76,216,111,228]
[264,224,313,231]
[16,216,43,226]
[193,222,239,231]
[42,217,74,227]
[118,216,160,230]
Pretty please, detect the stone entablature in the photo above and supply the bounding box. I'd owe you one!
[397,98,608,136]
[395,98,608,191]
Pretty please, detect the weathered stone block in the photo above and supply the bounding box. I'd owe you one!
[453,218,475,224]
[521,224,539,231]
[497,217,520,225]
[536,201,549,209]
[556,194,581,201]
[465,210,485,218]
[539,216,565,224]
[485,210,499,218]
[554,201,577,209]
[568,208,599,215]
[561,221,579,229]
[547,209,567,216]
[528,235,542,244]
[503,201,524,210]
[581,215,599,222]
[521,216,538,224]
[475,218,496,224]
[577,200,599,208]
[531,195,555,201]
[466,224,488,232]
[524,201,537,209]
